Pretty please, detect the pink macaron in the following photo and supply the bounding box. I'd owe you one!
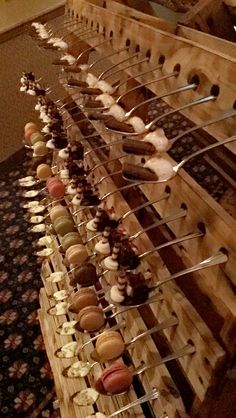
[95,362,133,394]
[47,179,65,198]
[24,122,38,142]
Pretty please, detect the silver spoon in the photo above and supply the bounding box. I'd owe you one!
[97,345,194,396]
[90,317,179,362]
[106,92,216,135]
[88,208,186,249]
[72,387,160,412]
[76,192,169,230]
[106,251,227,307]
[74,294,164,333]
[122,109,236,155]
[102,231,203,272]
[63,46,130,73]
[74,36,113,64]
[122,135,236,184]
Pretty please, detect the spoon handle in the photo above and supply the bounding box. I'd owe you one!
[153,251,228,290]
[104,56,148,81]
[170,110,236,146]
[130,209,187,241]
[120,192,169,222]
[89,46,129,70]
[177,135,236,171]
[109,388,159,418]
[139,231,203,260]
[116,63,162,90]
[75,37,112,62]
[127,316,179,346]
[147,94,215,130]
[109,294,163,318]
[98,53,139,80]
[134,344,195,375]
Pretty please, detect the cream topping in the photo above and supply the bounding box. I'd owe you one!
[58,148,69,159]
[95,93,115,108]
[79,64,89,71]
[67,361,91,377]
[62,54,76,64]
[37,236,53,246]
[46,139,55,149]
[59,320,77,335]
[29,205,45,214]
[110,285,125,303]
[144,157,174,180]
[54,40,68,50]
[105,104,126,122]
[31,224,46,233]
[143,128,169,153]
[36,248,54,257]
[23,190,39,198]
[53,290,68,301]
[103,256,119,271]
[94,240,111,255]
[48,271,64,283]
[58,341,78,358]
[54,301,69,315]
[71,195,81,206]
[30,215,44,224]
[73,388,99,406]
[95,80,114,94]
[127,116,146,133]
[86,73,98,87]
[67,185,77,195]
[86,219,97,232]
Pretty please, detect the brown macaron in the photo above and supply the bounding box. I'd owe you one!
[69,288,98,313]
[95,331,125,361]
[69,263,97,287]
[77,306,105,332]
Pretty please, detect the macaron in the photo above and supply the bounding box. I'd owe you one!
[46,177,57,188]
[24,122,37,133]
[69,288,98,313]
[30,131,45,145]
[69,263,97,287]
[36,163,52,180]
[77,306,105,332]
[53,216,74,236]
[33,141,48,156]
[65,244,88,265]
[24,124,38,142]
[49,205,69,223]
[95,331,125,361]
[95,363,133,394]
[61,232,82,251]
[48,179,65,198]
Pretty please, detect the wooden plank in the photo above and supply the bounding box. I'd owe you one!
[68,0,236,155]
[177,25,236,58]
[86,0,176,33]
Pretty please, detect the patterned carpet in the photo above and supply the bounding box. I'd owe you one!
[0,151,60,418]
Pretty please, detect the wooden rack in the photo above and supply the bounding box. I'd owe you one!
[37,2,236,418]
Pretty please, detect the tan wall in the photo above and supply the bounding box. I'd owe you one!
[0,0,65,33]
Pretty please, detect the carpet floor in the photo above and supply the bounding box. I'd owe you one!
[0,150,60,418]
